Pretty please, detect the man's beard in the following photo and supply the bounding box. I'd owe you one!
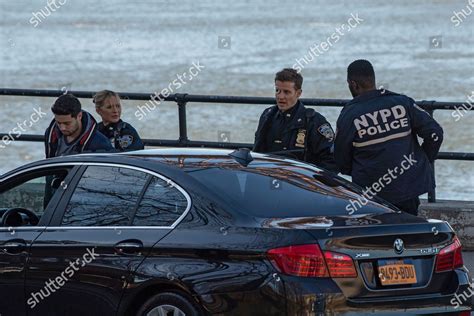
[63,124,80,137]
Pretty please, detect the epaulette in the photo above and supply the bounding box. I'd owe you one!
[305,108,316,118]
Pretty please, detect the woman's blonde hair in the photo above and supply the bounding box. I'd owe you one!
[93,90,120,108]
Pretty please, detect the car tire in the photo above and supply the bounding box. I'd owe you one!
[136,291,201,316]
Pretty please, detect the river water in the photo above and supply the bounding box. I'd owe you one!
[0,0,473,200]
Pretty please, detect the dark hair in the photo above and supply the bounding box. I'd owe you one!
[275,68,303,90]
[347,59,376,88]
[51,94,82,117]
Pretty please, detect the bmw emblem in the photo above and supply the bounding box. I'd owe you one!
[394,238,404,254]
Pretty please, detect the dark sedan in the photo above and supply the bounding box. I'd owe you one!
[0,148,472,315]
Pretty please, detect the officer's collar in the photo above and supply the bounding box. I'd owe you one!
[276,101,307,129]
[102,119,123,129]
[276,101,301,119]
[349,89,395,104]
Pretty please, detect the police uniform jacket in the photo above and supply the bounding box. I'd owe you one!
[335,89,443,203]
[97,120,144,151]
[254,101,336,171]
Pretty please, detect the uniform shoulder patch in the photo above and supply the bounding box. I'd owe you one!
[118,135,134,148]
[317,123,335,142]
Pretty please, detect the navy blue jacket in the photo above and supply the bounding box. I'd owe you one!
[45,111,113,158]
[254,101,337,171]
[335,90,443,203]
[98,120,144,151]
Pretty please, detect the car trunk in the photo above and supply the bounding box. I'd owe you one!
[265,211,461,300]
[314,213,459,300]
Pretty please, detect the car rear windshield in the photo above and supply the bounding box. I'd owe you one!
[186,166,389,218]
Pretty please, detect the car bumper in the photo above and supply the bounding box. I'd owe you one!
[282,269,473,315]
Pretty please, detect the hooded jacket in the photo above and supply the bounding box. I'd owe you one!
[45,110,113,158]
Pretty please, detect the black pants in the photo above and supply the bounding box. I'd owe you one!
[393,197,420,216]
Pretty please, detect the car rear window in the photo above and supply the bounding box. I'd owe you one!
[186,166,389,218]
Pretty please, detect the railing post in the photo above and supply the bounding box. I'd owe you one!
[428,159,436,203]
[174,93,188,145]
[424,102,437,203]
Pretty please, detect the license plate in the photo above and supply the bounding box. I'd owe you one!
[377,260,417,286]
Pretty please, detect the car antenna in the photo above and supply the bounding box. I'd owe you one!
[229,148,253,167]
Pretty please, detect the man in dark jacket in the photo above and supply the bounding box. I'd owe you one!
[254,68,336,171]
[45,94,113,158]
[335,60,443,215]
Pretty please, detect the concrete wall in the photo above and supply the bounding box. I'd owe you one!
[420,200,474,251]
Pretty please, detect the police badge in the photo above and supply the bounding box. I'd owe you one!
[317,123,335,142]
[295,129,306,148]
[118,135,134,149]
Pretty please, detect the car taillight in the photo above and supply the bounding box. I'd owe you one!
[435,236,463,273]
[267,244,357,278]
[324,251,357,278]
[267,244,329,277]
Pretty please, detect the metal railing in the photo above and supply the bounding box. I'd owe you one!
[1,88,473,202]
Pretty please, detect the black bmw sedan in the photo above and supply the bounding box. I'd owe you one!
[0,148,472,315]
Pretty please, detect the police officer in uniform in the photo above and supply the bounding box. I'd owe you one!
[94,90,144,151]
[335,60,443,215]
[254,68,337,171]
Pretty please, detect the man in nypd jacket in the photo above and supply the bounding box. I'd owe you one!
[335,60,443,215]
[254,68,337,171]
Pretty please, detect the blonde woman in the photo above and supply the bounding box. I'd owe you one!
[93,90,144,151]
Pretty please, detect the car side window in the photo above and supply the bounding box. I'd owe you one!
[61,166,148,226]
[132,176,188,227]
[0,169,71,225]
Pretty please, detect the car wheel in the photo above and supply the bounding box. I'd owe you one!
[137,292,201,316]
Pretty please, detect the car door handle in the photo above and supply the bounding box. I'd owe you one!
[114,240,143,255]
[2,239,27,254]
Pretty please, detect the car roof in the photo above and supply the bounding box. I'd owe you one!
[0,148,304,180]
[0,148,397,219]
[123,147,243,157]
